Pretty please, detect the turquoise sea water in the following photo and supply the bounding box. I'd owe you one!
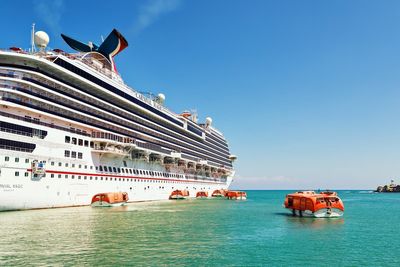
[0,190,399,266]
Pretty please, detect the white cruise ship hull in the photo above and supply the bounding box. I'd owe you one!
[0,34,235,211]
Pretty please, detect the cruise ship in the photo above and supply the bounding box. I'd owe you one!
[0,27,237,211]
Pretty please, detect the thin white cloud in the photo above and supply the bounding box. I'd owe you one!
[33,0,64,34]
[133,0,182,34]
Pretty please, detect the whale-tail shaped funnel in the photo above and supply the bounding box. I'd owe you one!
[61,29,128,62]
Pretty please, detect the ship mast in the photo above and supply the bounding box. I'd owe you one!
[31,23,36,53]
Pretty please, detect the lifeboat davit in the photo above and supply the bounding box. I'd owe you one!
[91,192,129,207]
[284,191,344,218]
[226,191,247,200]
[196,191,208,198]
[169,190,189,200]
[211,189,226,197]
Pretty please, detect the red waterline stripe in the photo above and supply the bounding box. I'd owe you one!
[26,169,225,185]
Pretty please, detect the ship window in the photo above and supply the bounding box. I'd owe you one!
[5,156,9,161]
[90,166,93,170]
[101,177,103,180]
[123,161,127,167]
[140,170,143,175]
[25,158,29,163]
[58,174,61,178]
[122,169,125,173]
[99,166,103,171]
[78,164,82,168]
[103,166,108,172]
[25,172,29,177]
[59,162,62,166]
[65,175,68,178]
[129,169,133,174]
[65,163,69,167]
[78,176,81,179]
[89,177,92,180]
[51,162,54,166]
[71,151,76,158]
[15,158,19,162]
[78,139,83,146]
[84,165,87,169]
[72,164,75,168]
[51,174,54,178]
[90,141,94,148]
[84,140,89,147]
[15,171,19,176]
[65,150,70,157]
[117,168,121,173]
[72,138,77,145]
[72,175,75,179]
[113,167,117,172]
[65,136,70,143]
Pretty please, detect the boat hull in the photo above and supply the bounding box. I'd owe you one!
[289,208,344,218]
[91,201,127,207]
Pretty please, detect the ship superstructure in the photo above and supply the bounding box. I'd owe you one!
[0,28,236,211]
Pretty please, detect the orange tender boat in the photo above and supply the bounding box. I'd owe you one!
[91,192,129,207]
[169,190,189,200]
[211,189,225,198]
[196,191,208,198]
[225,191,247,200]
[284,191,344,217]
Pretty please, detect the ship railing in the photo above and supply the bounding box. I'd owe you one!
[91,132,135,144]
[136,142,171,155]
[0,145,34,153]
[0,126,46,139]
[0,110,90,137]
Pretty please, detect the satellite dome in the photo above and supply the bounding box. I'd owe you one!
[34,31,49,49]
[205,117,212,127]
[157,93,165,105]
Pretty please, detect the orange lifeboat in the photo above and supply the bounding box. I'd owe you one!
[91,192,129,207]
[196,191,208,198]
[284,191,344,217]
[226,191,247,200]
[211,189,225,198]
[180,111,191,119]
[169,190,189,200]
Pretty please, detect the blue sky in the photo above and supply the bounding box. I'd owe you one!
[2,0,400,189]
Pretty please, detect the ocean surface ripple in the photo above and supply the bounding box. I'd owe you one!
[0,191,399,266]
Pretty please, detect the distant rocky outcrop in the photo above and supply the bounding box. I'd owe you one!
[376,180,400,192]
